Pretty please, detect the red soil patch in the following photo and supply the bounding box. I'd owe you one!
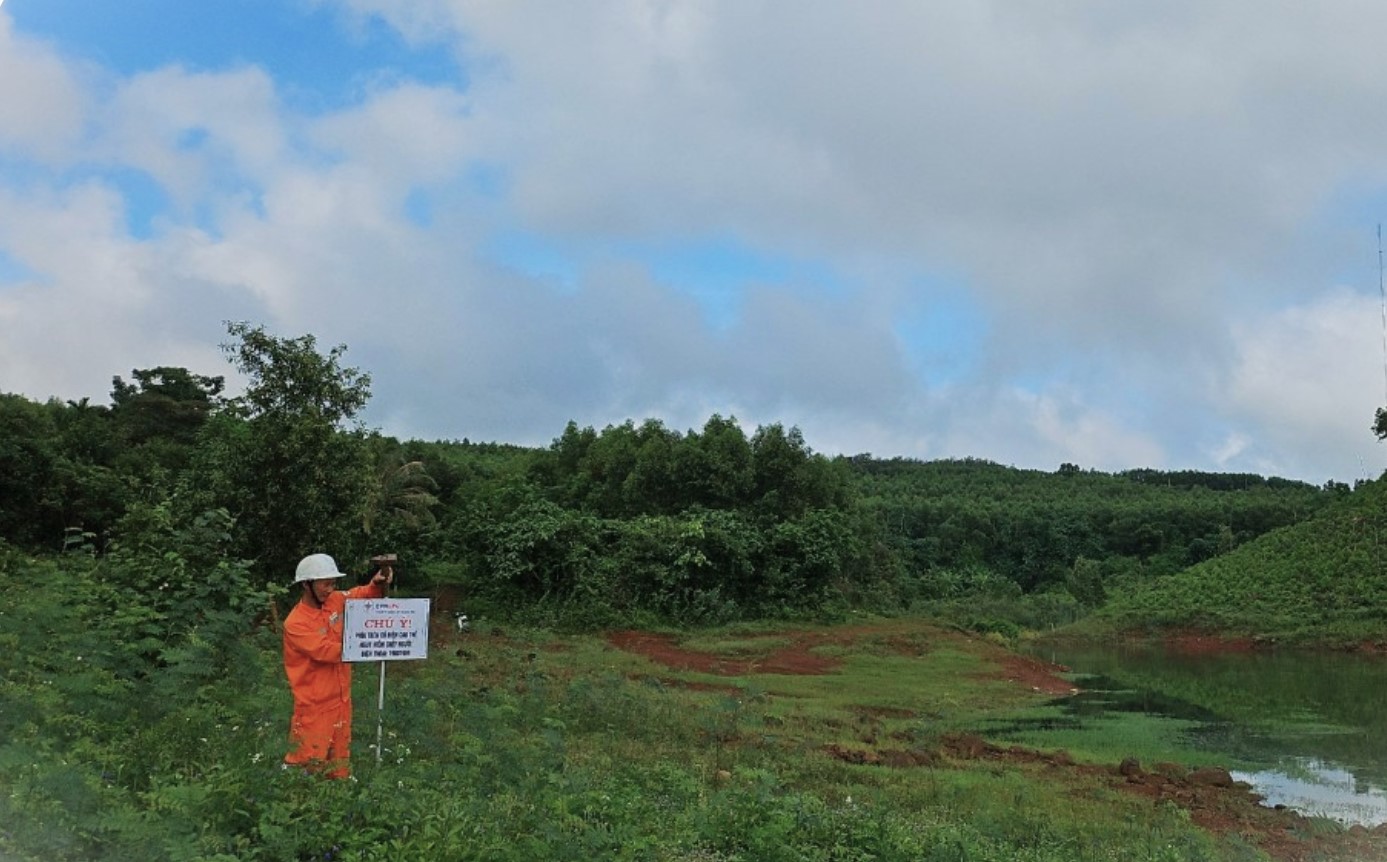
[606,630,842,675]
[986,651,1078,696]
[1160,631,1260,655]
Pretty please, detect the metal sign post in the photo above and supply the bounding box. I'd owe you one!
[376,660,387,763]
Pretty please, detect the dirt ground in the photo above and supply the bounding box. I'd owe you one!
[606,624,1387,862]
[606,629,844,675]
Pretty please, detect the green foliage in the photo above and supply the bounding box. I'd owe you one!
[415,415,871,623]
[96,502,276,683]
[359,435,441,562]
[854,457,1327,605]
[1091,475,1387,644]
[0,394,128,549]
[206,322,376,579]
[0,323,1352,632]
[109,366,226,494]
[533,415,850,523]
[1065,557,1107,609]
[111,366,225,448]
[0,509,280,861]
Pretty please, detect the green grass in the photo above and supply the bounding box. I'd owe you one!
[434,619,1263,861]
[0,576,1287,862]
[675,633,797,656]
[975,702,1241,769]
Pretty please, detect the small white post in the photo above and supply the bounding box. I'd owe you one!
[375,659,386,763]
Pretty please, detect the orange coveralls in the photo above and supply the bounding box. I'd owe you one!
[282,582,383,778]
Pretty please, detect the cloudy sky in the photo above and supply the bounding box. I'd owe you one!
[2,0,1386,483]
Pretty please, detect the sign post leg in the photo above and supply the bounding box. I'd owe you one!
[375,659,386,764]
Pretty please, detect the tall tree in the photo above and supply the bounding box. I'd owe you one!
[676,415,752,509]
[110,367,226,483]
[0,394,62,546]
[210,322,374,581]
[111,366,225,447]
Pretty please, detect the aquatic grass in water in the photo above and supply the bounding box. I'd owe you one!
[1027,641,1387,827]
[977,697,1244,769]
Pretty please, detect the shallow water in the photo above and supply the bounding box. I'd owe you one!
[1019,642,1387,826]
[1230,759,1387,828]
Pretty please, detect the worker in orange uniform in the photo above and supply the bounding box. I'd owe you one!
[282,553,393,778]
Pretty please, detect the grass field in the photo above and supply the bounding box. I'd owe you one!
[6,600,1385,861]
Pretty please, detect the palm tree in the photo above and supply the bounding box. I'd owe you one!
[363,451,440,541]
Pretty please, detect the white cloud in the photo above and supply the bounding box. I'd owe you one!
[330,2,1387,359]
[0,181,236,400]
[1209,432,1250,469]
[929,385,1165,473]
[0,14,89,161]
[5,1,1387,483]
[308,83,474,185]
[1223,288,1386,480]
[97,65,287,210]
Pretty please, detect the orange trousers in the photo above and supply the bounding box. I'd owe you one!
[284,700,352,779]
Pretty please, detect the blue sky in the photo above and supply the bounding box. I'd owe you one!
[7,0,459,106]
[2,0,1386,482]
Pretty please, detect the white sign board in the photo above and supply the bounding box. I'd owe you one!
[343,598,431,662]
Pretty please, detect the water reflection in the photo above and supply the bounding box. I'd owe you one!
[1231,759,1387,828]
[1016,642,1387,826]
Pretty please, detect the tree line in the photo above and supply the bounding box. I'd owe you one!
[0,322,1343,627]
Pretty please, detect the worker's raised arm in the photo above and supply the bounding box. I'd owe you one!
[347,563,392,599]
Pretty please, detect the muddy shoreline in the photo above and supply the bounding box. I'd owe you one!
[608,623,1387,862]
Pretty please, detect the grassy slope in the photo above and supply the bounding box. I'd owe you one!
[0,572,1258,862]
[1087,477,1387,645]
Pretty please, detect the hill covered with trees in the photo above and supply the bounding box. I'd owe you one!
[1082,475,1387,645]
[0,322,1355,634]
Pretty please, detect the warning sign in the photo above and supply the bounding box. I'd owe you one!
[343,598,431,662]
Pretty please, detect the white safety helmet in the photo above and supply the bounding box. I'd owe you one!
[295,553,345,583]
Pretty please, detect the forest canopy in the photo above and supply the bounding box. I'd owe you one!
[0,322,1339,628]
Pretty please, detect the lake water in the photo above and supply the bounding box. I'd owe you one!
[1017,641,1387,826]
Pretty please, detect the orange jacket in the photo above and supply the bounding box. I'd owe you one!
[283,583,384,710]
